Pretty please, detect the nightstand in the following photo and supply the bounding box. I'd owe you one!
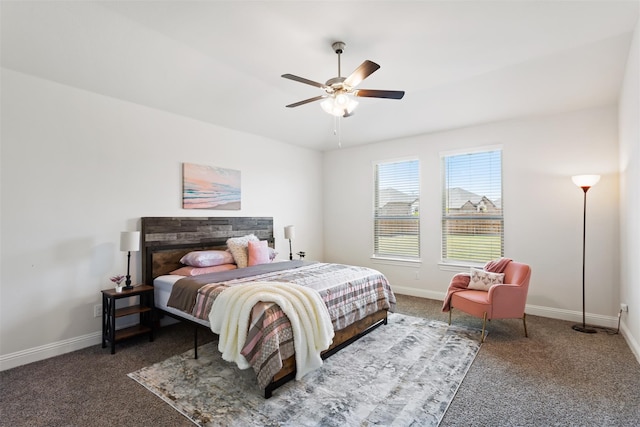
[101,284,155,354]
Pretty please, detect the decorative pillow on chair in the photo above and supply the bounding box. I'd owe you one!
[248,240,271,266]
[226,234,259,268]
[468,267,505,291]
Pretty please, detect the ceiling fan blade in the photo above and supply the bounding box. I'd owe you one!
[286,95,327,108]
[355,89,405,100]
[343,60,380,88]
[281,74,327,89]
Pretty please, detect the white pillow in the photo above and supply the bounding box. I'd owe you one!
[179,250,235,267]
[226,234,259,268]
[468,267,505,291]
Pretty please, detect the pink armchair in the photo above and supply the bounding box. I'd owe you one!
[449,261,531,342]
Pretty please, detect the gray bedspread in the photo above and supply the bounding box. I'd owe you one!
[166,260,307,313]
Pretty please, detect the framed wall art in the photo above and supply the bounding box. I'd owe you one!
[182,163,241,210]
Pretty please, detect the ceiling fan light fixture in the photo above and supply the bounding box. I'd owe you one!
[282,41,404,120]
[321,93,358,117]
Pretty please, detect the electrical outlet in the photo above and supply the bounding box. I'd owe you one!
[414,271,420,280]
[94,304,102,318]
[620,303,629,313]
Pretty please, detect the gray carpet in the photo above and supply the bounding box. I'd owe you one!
[1,295,639,426]
[128,313,482,426]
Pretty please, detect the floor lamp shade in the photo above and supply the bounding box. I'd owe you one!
[120,231,140,289]
[572,174,601,189]
[571,174,600,334]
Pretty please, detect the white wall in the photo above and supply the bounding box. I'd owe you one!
[0,68,324,368]
[3,29,637,369]
[324,106,620,327]
[618,20,640,361]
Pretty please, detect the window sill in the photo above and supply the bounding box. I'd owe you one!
[438,261,484,272]
[371,256,422,267]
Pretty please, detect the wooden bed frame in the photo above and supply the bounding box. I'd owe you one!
[141,216,388,398]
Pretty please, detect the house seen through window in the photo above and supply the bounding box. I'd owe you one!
[374,159,420,260]
[441,149,503,264]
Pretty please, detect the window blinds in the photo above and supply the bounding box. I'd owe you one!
[441,149,503,263]
[374,159,420,259]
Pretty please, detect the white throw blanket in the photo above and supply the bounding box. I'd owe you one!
[208,281,335,380]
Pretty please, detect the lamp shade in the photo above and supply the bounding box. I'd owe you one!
[120,231,140,252]
[571,174,600,188]
[284,225,295,240]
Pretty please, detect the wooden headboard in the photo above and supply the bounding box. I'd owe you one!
[141,217,274,285]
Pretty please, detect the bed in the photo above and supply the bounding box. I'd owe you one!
[141,216,396,398]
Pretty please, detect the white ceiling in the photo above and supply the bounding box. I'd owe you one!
[2,1,638,151]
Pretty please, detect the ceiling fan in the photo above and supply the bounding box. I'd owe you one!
[282,41,405,118]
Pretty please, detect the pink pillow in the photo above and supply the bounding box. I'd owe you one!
[169,264,237,276]
[248,240,271,266]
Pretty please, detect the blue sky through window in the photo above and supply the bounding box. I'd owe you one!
[445,150,502,202]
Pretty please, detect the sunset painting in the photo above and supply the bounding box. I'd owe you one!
[182,163,241,210]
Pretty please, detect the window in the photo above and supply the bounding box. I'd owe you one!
[441,148,503,264]
[374,159,420,260]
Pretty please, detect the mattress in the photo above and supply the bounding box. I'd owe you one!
[154,275,210,327]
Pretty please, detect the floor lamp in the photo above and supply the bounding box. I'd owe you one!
[571,174,600,334]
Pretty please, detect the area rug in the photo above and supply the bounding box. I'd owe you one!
[128,313,482,426]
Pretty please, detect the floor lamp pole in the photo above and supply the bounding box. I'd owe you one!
[572,179,598,334]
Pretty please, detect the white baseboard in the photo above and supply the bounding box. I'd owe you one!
[2,293,637,371]
[0,331,102,372]
[392,286,444,302]
[0,317,140,372]
[620,320,640,365]
[524,303,620,329]
[392,286,621,328]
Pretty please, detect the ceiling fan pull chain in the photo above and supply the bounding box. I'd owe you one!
[332,115,341,148]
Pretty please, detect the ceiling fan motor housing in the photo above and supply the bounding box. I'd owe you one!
[326,76,347,91]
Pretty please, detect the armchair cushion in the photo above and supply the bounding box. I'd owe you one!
[468,268,505,291]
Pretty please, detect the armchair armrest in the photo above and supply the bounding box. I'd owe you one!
[487,283,528,319]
